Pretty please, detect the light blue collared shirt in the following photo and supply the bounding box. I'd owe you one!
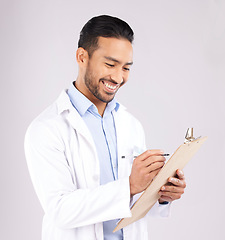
[67,82,123,240]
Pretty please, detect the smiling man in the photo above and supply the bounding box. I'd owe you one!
[25,15,186,240]
[75,36,133,116]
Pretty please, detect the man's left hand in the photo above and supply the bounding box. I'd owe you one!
[158,169,186,203]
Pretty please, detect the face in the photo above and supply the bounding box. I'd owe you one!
[80,37,133,104]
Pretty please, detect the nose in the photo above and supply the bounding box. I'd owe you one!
[110,69,124,84]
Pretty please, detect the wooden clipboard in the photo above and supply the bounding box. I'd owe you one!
[114,136,208,232]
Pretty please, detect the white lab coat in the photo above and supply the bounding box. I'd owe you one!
[24,90,170,240]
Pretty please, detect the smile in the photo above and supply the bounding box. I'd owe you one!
[104,82,117,90]
[102,80,120,93]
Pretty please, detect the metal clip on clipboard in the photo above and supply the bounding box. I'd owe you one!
[184,128,201,143]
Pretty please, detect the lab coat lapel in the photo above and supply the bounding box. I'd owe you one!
[67,109,94,145]
[57,90,100,187]
[57,90,95,144]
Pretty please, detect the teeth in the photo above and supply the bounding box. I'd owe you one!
[104,82,117,90]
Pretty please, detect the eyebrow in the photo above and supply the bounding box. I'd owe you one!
[104,56,133,66]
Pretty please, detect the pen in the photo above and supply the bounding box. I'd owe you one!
[121,154,170,158]
[161,153,170,156]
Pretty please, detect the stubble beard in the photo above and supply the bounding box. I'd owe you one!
[84,69,115,104]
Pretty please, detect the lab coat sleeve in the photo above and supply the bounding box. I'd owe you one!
[24,121,132,229]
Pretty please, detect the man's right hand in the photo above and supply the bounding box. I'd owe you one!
[129,150,166,196]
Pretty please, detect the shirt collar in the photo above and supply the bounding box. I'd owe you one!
[67,82,120,117]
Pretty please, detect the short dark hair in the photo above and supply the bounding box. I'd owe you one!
[78,15,134,56]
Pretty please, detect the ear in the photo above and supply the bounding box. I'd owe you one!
[76,47,89,66]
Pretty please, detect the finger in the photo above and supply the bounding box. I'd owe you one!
[168,177,186,188]
[147,149,165,156]
[176,169,185,179]
[138,149,164,161]
[146,161,165,173]
[160,185,185,194]
[159,191,182,201]
[145,155,166,167]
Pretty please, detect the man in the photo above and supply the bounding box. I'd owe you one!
[25,15,186,240]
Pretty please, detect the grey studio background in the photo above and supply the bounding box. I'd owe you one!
[1,0,225,240]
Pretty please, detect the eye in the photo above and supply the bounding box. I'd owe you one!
[105,63,115,67]
[123,67,130,71]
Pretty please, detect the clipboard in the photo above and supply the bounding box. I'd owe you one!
[114,131,207,232]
